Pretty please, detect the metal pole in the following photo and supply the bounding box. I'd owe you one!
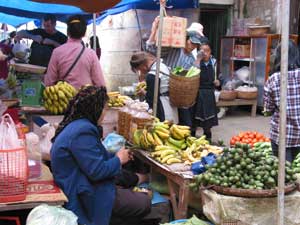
[153,3,165,117]
[93,13,97,51]
[277,0,290,224]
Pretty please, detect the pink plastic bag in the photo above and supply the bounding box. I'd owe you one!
[0,114,21,150]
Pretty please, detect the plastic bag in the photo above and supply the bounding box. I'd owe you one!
[26,204,78,225]
[39,123,56,157]
[235,66,250,82]
[0,113,21,150]
[102,133,126,153]
[191,153,217,175]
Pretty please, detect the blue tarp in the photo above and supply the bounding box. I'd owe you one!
[0,13,33,27]
[96,0,199,24]
[0,0,90,27]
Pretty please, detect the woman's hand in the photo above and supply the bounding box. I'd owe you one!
[116,147,134,165]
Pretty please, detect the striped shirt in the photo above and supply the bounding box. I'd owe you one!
[146,41,196,70]
[264,68,300,147]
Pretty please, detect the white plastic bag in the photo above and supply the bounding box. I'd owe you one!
[26,204,78,225]
[39,123,56,157]
[102,133,126,153]
[0,113,21,150]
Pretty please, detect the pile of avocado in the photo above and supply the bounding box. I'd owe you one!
[190,143,297,192]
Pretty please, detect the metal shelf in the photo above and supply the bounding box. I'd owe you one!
[230,57,255,62]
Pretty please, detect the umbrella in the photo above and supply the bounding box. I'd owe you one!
[30,0,120,13]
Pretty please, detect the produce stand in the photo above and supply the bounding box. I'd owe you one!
[200,189,300,225]
[134,149,193,219]
[216,99,257,117]
[0,164,67,212]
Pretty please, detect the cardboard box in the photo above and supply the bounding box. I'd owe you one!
[234,45,251,58]
[157,16,187,48]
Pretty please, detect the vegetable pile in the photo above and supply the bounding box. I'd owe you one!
[292,153,300,173]
[190,143,297,192]
[172,66,200,77]
[230,131,270,147]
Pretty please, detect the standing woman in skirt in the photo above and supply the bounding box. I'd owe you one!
[192,41,220,141]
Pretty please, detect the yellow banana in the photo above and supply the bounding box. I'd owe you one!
[146,132,155,146]
[52,107,58,115]
[176,125,191,130]
[153,132,164,146]
[160,149,177,158]
[57,90,67,100]
[166,158,182,165]
[133,130,142,146]
[161,154,177,164]
[154,126,170,135]
[58,106,64,114]
[155,130,170,140]
[170,126,184,140]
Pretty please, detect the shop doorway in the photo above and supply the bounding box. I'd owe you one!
[200,5,231,61]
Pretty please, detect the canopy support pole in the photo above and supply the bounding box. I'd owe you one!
[93,13,97,51]
[277,0,290,224]
[153,2,165,117]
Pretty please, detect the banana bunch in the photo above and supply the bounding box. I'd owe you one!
[152,121,171,141]
[43,81,76,115]
[135,81,146,95]
[170,124,191,140]
[182,136,223,165]
[107,92,131,107]
[150,145,182,165]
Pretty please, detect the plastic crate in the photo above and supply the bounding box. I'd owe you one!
[0,216,21,225]
[21,79,44,107]
[0,148,28,203]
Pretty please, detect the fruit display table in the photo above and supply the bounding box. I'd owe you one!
[216,99,257,117]
[134,149,193,219]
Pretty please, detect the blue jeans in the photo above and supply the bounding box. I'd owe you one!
[271,142,300,162]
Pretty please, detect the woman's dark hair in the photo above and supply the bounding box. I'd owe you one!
[130,51,153,72]
[273,40,299,73]
[52,86,108,142]
[67,15,87,39]
[90,36,100,49]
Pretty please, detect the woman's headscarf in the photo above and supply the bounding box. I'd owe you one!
[52,85,108,142]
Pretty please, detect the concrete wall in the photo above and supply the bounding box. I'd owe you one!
[88,9,199,91]
[239,0,299,34]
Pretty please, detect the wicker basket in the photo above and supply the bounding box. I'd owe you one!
[212,183,296,198]
[237,91,258,100]
[169,74,200,108]
[219,90,237,101]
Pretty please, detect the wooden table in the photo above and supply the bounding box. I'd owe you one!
[20,106,49,131]
[216,99,257,117]
[0,164,67,212]
[134,150,193,219]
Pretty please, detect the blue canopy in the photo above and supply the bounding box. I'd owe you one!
[96,0,199,24]
[0,0,89,25]
[0,13,34,27]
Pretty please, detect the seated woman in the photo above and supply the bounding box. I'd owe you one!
[50,86,151,225]
[130,51,178,123]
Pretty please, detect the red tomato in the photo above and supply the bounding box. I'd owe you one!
[235,136,241,141]
[230,139,236,146]
[265,138,271,142]
[252,138,258,143]
[259,138,265,142]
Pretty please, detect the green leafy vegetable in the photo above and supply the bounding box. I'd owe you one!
[160,215,209,225]
[186,66,200,77]
[172,66,185,75]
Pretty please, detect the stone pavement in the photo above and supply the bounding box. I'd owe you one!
[196,109,271,145]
